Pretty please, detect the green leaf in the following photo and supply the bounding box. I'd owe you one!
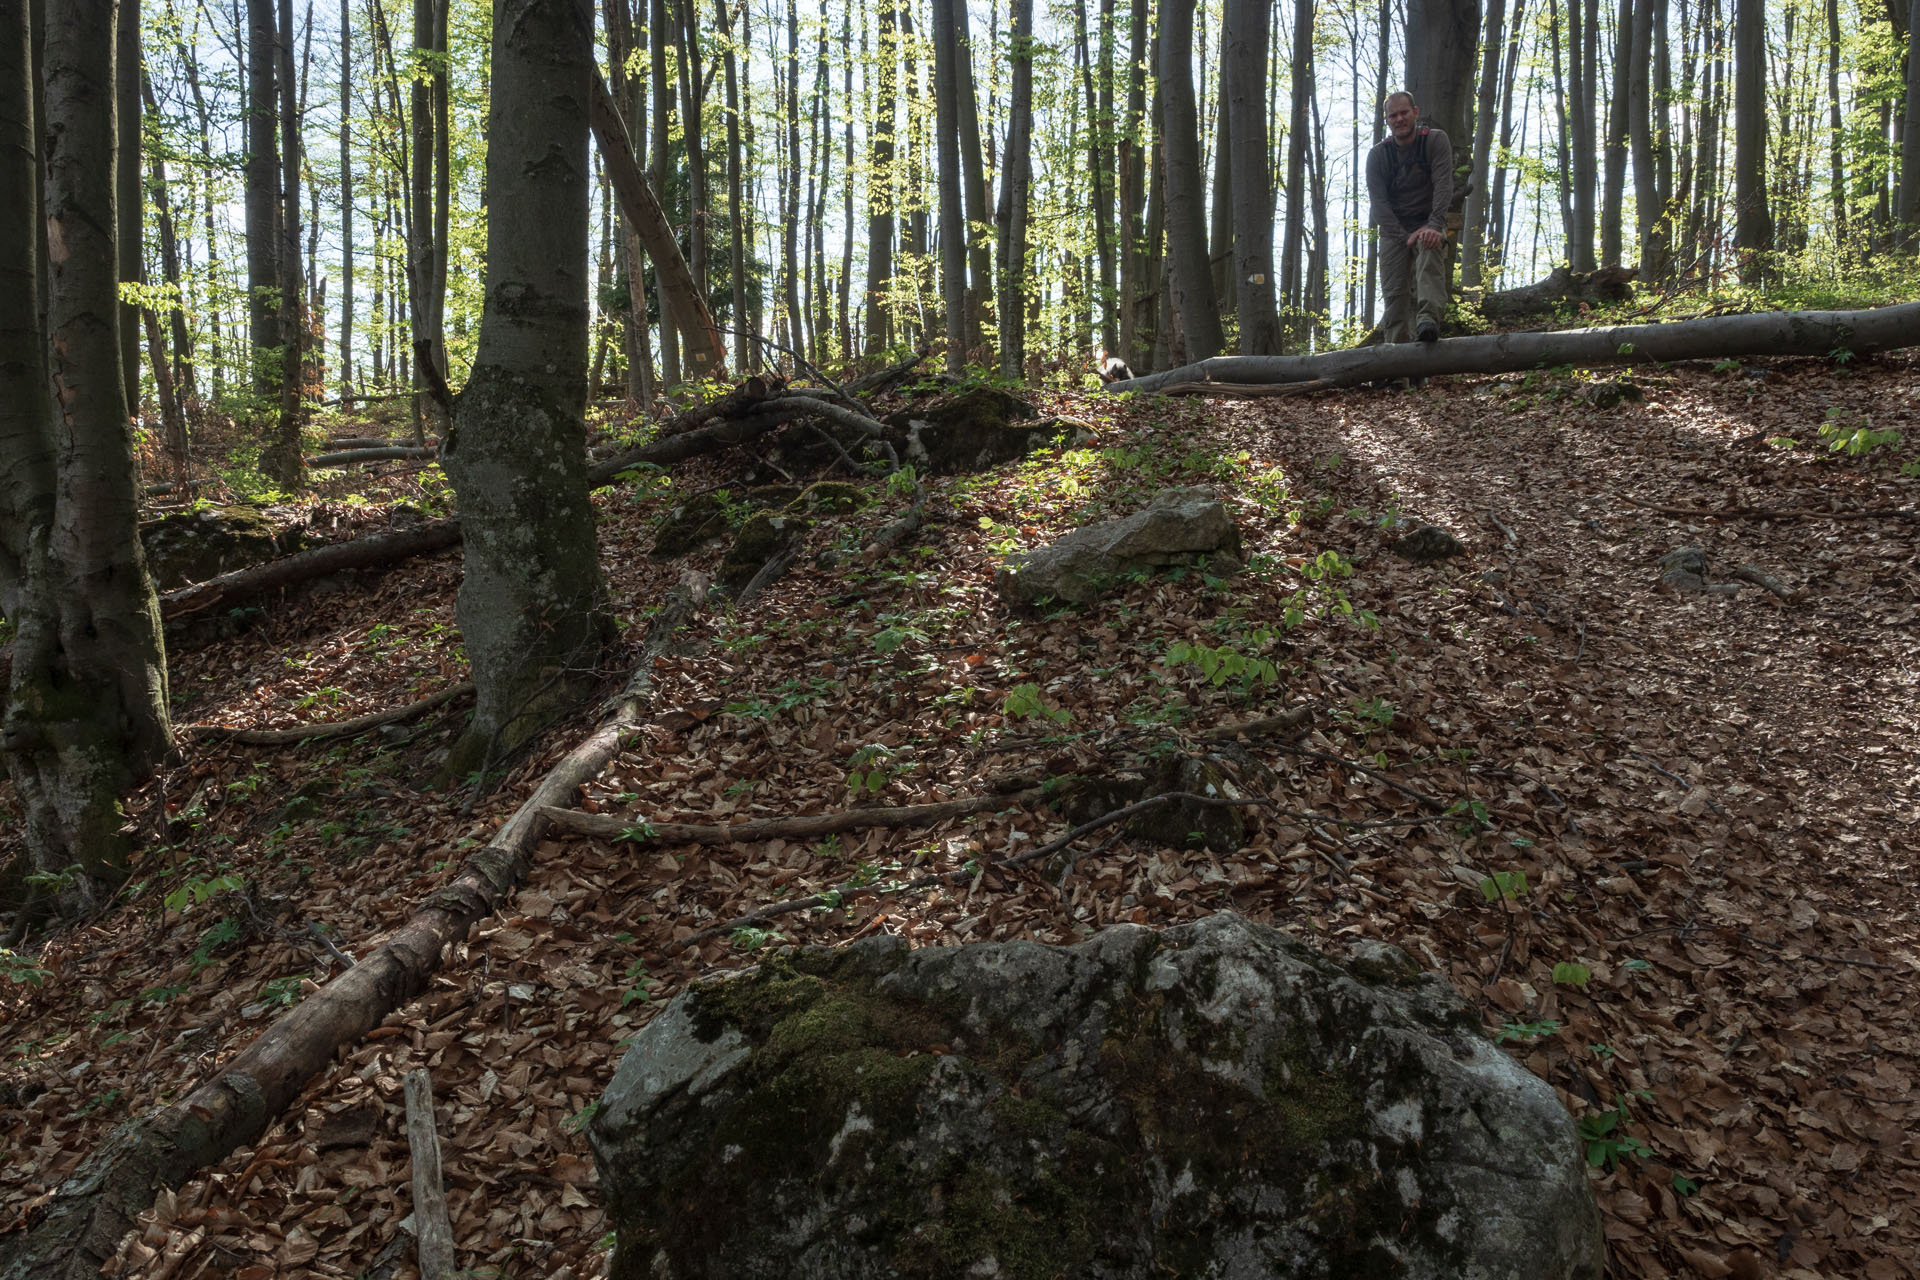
[1552,961,1593,989]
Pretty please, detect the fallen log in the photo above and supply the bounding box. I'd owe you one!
[0,594,699,1280]
[1106,301,1920,394]
[308,446,438,468]
[543,785,1051,844]
[183,682,473,745]
[160,521,464,619]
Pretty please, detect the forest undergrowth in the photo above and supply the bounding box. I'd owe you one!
[2,352,1917,1279]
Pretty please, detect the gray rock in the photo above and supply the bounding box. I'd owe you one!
[590,914,1604,1280]
[1390,524,1467,564]
[139,504,302,589]
[996,487,1243,606]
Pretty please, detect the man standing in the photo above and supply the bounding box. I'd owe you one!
[1367,91,1453,345]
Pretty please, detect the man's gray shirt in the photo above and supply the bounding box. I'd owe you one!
[1366,127,1453,237]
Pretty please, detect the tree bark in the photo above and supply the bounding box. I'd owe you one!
[244,0,280,399]
[1405,0,1481,152]
[339,0,353,395]
[440,0,607,778]
[114,0,140,413]
[1073,0,1117,350]
[1568,0,1597,271]
[953,0,995,349]
[5,0,172,914]
[1601,0,1632,266]
[1461,0,1506,286]
[865,0,897,354]
[996,0,1035,379]
[1118,0,1149,367]
[649,0,681,383]
[1732,0,1772,276]
[260,0,308,490]
[718,0,748,372]
[1630,0,1668,280]
[1901,0,1920,233]
[1158,0,1224,359]
[674,0,711,375]
[1232,0,1280,354]
[930,0,967,372]
[1108,302,1920,392]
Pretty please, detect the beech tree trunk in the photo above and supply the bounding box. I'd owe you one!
[997,0,1035,378]
[1461,0,1505,286]
[1158,0,1224,359]
[1231,0,1279,354]
[338,0,353,394]
[1732,0,1772,277]
[244,0,279,399]
[3,0,171,915]
[930,0,967,372]
[1118,0,1149,367]
[1601,0,1632,266]
[1074,0,1117,350]
[1900,0,1920,233]
[1106,303,1920,393]
[260,0,307,489]
[953,0,994,349]
[440,0,607,778]
[865,0,897,353]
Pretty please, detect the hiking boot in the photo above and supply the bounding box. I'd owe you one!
[1416,322,1439,344]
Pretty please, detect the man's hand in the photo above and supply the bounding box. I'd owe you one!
[1406,226,1444,250]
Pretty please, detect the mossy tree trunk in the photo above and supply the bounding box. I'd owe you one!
[440,0,606,779]
[1,0,171,914]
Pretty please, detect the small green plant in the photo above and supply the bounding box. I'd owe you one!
[1003,682,1072,724]
[23,864,83,896]
[618,821,659,842]
[619,959,654,1008]
[257,975,307,1009]
[1164,639,1279,690]
[564,1102,601,1133]
[1818,408,1901,458]
[1494,1018,1562,1044]
[163,872,244,914]
[729,926,783,952]
[1552,960,1594,989]
[847,743,912,793]
[1478,870,1530,902]
[1448,798,1493,835]
[1579,1094,1654,1170]
[1712,358,1741,374]
[886,464,919,498]
[0,948,50,987]
[1343,696,1396,732]
[190,918,243,972]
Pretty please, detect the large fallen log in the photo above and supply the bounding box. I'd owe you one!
[1106,302,1920,394]
[0,595,698,1280]
[159,521,465,619]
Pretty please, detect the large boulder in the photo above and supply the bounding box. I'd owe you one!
[891,386,1060,474]
[139,504,302,589]
[996,486,1243,606]
[589,913,1604,1280]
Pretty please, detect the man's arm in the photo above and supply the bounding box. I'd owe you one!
[1365,143,1404,235]
[1423,129,1454,233]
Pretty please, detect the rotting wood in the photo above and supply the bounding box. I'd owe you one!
[183,682,473,745]
[1107,302,1920,394]
[0,593,701,1280]
[402,1070,454,1280]
[160,521,465,619]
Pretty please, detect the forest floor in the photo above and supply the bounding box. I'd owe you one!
[2,350,1918,1280]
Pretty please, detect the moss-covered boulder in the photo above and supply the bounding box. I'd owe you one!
[139,504,302,589]
[716,511,806,591]
[650,492,733,559]
[589,913,1604,1280]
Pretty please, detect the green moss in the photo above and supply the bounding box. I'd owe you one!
[648,491,731,558]
[894,1159,1100,1280]
[716,511,807,590]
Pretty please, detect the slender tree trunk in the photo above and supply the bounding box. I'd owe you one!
[930,0,966,372]
[997,0,1033,377]
[245,0,280,397]
[1208,79,1233,310]
[1365,0,1388,319]
[1550,0,1574,248]
[1240,0,1283,353]
[1827,0,1844,244]
[1119,0,1148,366]
[1569,0,1597,269]
[865,0,896,353]
[1630,0,1668,279]
[141,72,196,399]
[115,0,140,413]
[260,0,307,489]
[839,0,854,357]
[1733,0,1772,274]
[338,0,352,395]
[650,0,681,382]
[782,0,804,361]
[1601,0,1632,265]
[7,0,172,912]
[441,0,607,776]
[1160,0,1224,358]
[1405,0,1480,149]
[1306,92,1329,335]
[954,0,994,348]
[1,0,55,619]
[675,0,711,377]
[1073,0,1117,350]
[719,0,748,371]
[1462,0,1506,285]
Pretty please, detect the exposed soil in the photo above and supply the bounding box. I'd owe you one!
[2,353,1917,1280]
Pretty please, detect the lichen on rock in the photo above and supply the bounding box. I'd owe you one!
[590,914,1604,1280]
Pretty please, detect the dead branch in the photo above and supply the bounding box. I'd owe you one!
[1622,495,1917,522]
[0,595,701,1280]
[309,446,439,468]
[160,522,465,620]
[542,786,1050,844]
[402,1070,454,1280]
[183,682,473,745]
[844,349,928,397]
